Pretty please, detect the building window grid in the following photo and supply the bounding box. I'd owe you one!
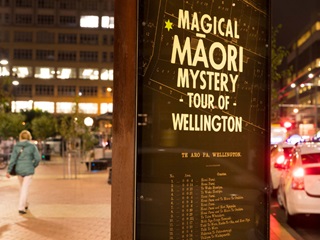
[102,52,107,62]
[15,84,32,97]
[58,51,77,61]
[37,0,55,9]
[80,51,98,62]
[1,0,10,7]
[58,33,77,44]
[0,13,11,24]
[59,1,76,10]
[14,31,33,42]
[15,14,33,24]
[59,16,77,27]
[36,50,55,61]
[37,15,54,25]
[0,31,10,42]
[79,86,98,97]
[58,86,76,97]
[109,52,114,62]
[81,0,98,10]
[35,85,54,96]
[37,31,55,44]
[15,0,33,8]
[14,49,32,60]
[80,34,98,45]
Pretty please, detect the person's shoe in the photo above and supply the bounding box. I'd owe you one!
[19,210,27,214]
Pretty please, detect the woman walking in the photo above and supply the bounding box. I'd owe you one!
[6,130,41,214]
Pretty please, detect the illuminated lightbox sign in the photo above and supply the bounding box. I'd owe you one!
[136,1,270,239]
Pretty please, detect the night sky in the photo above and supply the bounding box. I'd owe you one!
[271,0,320,47]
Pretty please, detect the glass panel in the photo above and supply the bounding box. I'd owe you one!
[101,69,113,80]
[79,68,99,80]
[34,101,54,113]
[135,1,270,239]
[35,67,55,79]
[78,103,98,114]
[12,100,33,112]
[12,66,32,78]
[101,16,114,29]
[57,68,76,79]
[100,103,113,113]
[56,102,75,113]
[80,16,99,28]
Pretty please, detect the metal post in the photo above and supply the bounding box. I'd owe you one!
[315,79,318,134]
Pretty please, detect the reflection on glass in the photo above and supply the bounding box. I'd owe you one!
[80,68,99,80]
[34,101,54,113]
[35,67,55,79]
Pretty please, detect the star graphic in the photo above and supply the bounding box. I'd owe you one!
[165,19,173,31]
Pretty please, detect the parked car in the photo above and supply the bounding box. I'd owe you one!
[277,142,320,225]
[270,141,294,196]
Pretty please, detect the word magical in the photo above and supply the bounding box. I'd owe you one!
[169,9,244,132]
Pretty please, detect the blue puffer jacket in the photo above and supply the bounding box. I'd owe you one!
[7,140,41,176]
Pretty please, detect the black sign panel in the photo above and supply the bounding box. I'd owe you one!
[136,0,269,239]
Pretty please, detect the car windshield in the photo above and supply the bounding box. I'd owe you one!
[301,153,320,164]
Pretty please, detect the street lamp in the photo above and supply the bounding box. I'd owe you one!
[0,59,8,76]
[12,79,19,112]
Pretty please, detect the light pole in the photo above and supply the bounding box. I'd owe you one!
[84,117,94,172]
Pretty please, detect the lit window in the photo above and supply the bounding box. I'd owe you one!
[78,103,98,114]
[34,101,54,113]
[101,69,114,80]
[79,68,99,80]
[12,101,33,113]
[101,103,113,113]
[102,16,114,29]
[57,68,76,79]
[0,65,10,76]
[80,16,99,28]
[35,67,55,79]
[12,66,32,78]
[56,102,75,113]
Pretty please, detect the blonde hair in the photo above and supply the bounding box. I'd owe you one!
[19,130,32,141]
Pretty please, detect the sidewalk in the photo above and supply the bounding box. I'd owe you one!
[0,155,296,240]
[0,156,111,240]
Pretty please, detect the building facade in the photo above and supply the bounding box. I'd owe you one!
[279,15,320,136]
[0,0,114,116]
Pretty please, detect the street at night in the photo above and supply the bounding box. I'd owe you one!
[270,196,320,240]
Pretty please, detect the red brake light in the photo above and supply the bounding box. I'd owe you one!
[292,167,305,190]
[274,155,285,168]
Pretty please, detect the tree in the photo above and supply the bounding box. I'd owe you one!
[271,24,292,123]
[0,76,15,113]
[58,102,97,153]
[0,112,26,139]
[31,115,57,140]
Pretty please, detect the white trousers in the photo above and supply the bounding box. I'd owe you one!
[17,175,33,211]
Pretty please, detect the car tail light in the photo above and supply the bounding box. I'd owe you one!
[274,155,285,169]
[292,167,305,190]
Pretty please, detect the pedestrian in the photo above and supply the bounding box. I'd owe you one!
[6,130,41,214]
